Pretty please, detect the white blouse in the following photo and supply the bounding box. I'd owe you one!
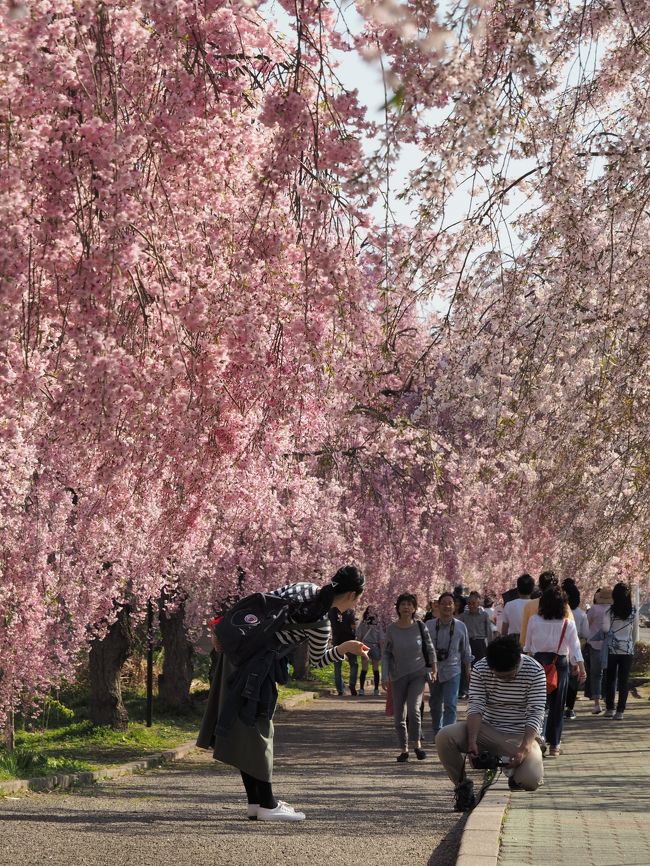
[524,615,584,663]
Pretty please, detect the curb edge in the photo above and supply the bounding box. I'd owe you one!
[455,776,510,866]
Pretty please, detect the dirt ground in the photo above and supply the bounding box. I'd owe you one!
[0,694,468,866]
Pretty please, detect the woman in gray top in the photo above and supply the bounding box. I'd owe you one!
[382,593,437,762]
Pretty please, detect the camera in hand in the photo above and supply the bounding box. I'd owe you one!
[470,751,505,771]
[436,649,449,661]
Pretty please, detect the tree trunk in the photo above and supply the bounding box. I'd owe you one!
[2,708,15,752]
[88,607,133,730]
[158,593,194,712]
[292,641,310,680]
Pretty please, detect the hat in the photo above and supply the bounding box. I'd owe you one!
[595,588,613,605]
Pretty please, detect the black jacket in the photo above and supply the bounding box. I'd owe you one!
[197,648,290,748]
[328,607,356,644]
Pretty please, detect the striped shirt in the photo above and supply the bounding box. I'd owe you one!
[271,582,343,668]
[468,655,547,736]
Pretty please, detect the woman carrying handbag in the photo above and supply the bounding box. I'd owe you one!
[524,586,586,756]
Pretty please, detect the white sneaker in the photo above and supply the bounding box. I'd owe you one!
[247,803,259,820]
[603,709,614,718]
[613,711,624,720]
[257,801,306,822]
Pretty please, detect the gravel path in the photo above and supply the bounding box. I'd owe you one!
[0,695,467,866]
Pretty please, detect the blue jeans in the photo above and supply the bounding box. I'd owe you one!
[334,653,358,694]
[429,673,461,733]
[587,644,606,700]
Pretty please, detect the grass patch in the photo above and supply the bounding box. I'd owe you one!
[0,747,92,782]
[1,660,343,782]
[1,692,205,782]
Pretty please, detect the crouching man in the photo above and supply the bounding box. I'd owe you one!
[435,635,546,811]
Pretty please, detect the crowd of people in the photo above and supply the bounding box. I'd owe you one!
[329,572,639,808]
[199,566,639,821]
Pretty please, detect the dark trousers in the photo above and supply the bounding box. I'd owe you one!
[565,674,578,711]
[469,637,488,664]
[535,652,569,747]
[605,653,633,712]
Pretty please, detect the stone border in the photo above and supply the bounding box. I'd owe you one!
[455,776,510,866]
[277,690,318,710]
[0,691,319,797]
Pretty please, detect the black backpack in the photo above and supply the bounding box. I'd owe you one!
[211,593,292,667]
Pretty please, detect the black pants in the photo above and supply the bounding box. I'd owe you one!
[241,771,276,808]
[605,653,633,713]
[534,652,569,748]
[565,673,578,711]
[469,637,488,664]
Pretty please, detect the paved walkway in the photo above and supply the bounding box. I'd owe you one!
[0,695,468,866]
[498,692,650,866]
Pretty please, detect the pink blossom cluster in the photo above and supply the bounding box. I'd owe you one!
[2,0,649,727]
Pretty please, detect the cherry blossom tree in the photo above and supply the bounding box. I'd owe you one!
[3,0,650,730]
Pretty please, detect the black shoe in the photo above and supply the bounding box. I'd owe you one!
[415,748,426,760]
[508,776,525,791]
[454,779,476,812]
[349,686,358,696]
[396,752,409,763]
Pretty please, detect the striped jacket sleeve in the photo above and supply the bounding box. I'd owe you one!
[271,582,344,668]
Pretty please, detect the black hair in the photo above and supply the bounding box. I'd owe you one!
[561,578,580,611]
[361,605,377,624]
[291,565,364,623]
[538,587,567,620]
[517,573,535,596]
[395,593,418,617]
[483,596,494,607]
[611,582,632,620]
[486,635,521,672]
[468,591,481,599]
[538,570,558,592]
[438,591,454,603]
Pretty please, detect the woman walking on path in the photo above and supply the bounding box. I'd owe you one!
[603,582,637,720]
[585,587,612,714]
[382,593,437,762]
[524,586,586,756]
[357,606,384,695]
[562,579,589,720]
[197,566,368,822]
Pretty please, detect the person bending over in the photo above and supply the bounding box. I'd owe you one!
[435,635,546,811]
[197,566,368,822]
